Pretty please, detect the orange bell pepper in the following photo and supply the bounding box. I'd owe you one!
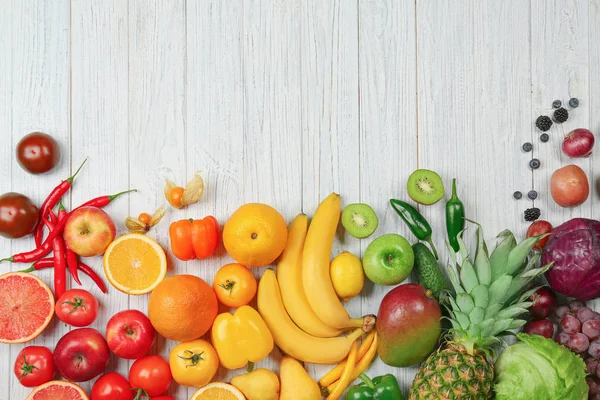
[169,216,220,261]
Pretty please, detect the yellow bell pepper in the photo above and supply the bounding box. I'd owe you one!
[211,305,274,370]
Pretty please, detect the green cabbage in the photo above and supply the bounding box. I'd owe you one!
[494,333,588,400]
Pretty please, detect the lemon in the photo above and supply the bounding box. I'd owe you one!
[330,251,364,301]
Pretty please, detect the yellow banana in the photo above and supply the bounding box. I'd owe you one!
[302,193,363,329]
[257,269,364,364]
[277,214,342,338]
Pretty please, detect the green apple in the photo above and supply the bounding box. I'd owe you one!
[363,234,414,285]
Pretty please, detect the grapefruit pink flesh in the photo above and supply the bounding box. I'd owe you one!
[26,381,88,400]
[0,272,54,343]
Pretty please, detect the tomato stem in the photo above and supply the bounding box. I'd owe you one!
[219,280,236,298]
[247,361,255,372]
[63,296,86,314]
[131,388,148,400]
[178,349,205,368]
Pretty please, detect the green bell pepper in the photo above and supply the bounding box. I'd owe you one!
[345,373,403,400]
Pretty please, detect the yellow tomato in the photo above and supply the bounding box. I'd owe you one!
[213,263,257,307]
[169,339,219,388]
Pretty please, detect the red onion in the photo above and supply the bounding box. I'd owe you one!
[562,128,595,158]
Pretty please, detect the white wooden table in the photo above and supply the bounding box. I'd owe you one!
[1,1,599,399]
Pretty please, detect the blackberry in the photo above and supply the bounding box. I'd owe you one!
[552,99,562,109]
[528,190,538,200]
[524,207,541,222]
[529,158,541,170]
[522,142,533,152]
[553,107,569,123]
[540,133,549,142]
[536,115,553,132]
[513,191,523,200]
[569,98,579,108]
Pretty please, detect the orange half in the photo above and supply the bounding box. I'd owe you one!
[103,233,167,295]
[190,382,245,400]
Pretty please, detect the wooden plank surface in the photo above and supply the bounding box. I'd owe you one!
[0,1,599,398]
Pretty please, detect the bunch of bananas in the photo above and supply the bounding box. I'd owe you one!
[257,193,375,364]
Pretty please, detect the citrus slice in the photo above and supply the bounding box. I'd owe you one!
[25,380,89,400]
[103,233,167,295]
[0,272,54,344]
[190,382,245,400]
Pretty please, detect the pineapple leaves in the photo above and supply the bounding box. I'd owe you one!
[508,319,527,330]
[457,234,469,261]
[495,305,529,320]
[492,319,513,335]
[459,259,479,293]
[470,285,489,308]
[473,225,492,286]
[479,319,496,337]
[490,230,516,280]
[488,274,512,306]
[453,311,471,331]
[446,263,465,294]
[456,293,475,314]
[485,303,502,319]
[505,235,546,275]
[469,307,485,324]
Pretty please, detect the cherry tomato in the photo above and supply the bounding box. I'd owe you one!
[0,192,39,239]
[213,263,257,307]
[91,372,134,400]
[168,187,185,208]
[55,289,99,327]
[13,346,55,388]
[526,220,553,250]
[138,212,152,225]
[129,355,172,397]
[16,132,61,174]
[169,339,219,387]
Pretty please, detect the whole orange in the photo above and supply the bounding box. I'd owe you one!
[148,275,218,342]
[222,203,288,267]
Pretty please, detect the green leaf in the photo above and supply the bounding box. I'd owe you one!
[454,311,471,331]
[460,259,479,293]
[445,241,458,264]
[456,293,475,314]
[448,296,460,313]
[506,235,543,275]
[446,263,465,294]
[468,324,482,338]
[496,306,529,320]
[470,285,489,308]
[457,234,469,261]
[490,230,516,280]
[485,303,502,319]
[508,319,527,330]
[492,319,513,335]
[505,264,553,302]
[479,318,496,337]
[473,224,492,286]
[488,274,513,305]
[469,306,485,324]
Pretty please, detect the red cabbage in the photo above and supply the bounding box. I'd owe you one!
[542,218,600,301]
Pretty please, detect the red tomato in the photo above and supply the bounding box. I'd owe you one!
[152,397,176,400]
[526,220,553,250]
[91,372,134,400]
[129,355,172,397]
[13,346,55,387]
[55,289,99,327]
[16,132,61,174]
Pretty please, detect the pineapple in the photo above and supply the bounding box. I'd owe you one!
[409,222,552,400]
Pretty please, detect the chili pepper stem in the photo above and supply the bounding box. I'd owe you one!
[109,188,137,202]
[358,373,375,389]
[66,158,88,184]
[0,257,13,263]
[426,238,439,260]
[18,265,36,273]
[247,361,255,372]
[451,178,458,200]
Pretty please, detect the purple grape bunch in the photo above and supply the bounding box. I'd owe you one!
[552,300,600,399]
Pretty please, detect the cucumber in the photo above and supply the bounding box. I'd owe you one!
[412,242,447,299]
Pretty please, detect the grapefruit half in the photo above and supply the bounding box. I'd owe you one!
[0,272,54,343]
[25,380,89,400]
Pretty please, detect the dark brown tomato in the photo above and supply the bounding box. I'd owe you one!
[16,132,60,174]
[0,192,39,238]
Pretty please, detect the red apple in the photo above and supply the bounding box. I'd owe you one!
[63,206,116,257]
[53,328,109,382]
[106,310,156,360]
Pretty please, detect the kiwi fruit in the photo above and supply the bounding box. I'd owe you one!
[407,169,445,205]
[341,203,379,238]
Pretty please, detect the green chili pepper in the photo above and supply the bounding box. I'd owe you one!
[346,373,403,399]
[445,178,465,253]
[390,199,438,259]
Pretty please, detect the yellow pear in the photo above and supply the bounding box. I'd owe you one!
[280,356,322,400]
[230,368,279,400]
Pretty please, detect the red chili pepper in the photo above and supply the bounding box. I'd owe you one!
[1,189,136,263]
[58,201,81,285]
[34,158,88,245]
[19,258,107,294]
[79,188,137,208]
[53,232,66,298]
